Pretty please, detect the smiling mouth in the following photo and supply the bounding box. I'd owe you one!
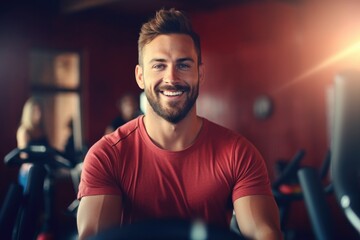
[161,90,184,96]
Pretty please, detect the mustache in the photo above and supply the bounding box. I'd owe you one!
[156,84,190,92]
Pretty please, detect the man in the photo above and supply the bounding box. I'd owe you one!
[77,8,282,240]
[104,93,142,135]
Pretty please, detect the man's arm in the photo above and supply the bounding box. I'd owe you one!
[234,195,282,240]
[77,195,122,240]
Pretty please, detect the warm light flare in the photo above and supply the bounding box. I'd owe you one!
[272,40,360,94]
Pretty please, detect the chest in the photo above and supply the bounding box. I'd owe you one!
[119,151,234,212]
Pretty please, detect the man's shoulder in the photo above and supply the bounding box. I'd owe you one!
[104,116,142,145]
[203,117,242,139]
[201,117,257,151]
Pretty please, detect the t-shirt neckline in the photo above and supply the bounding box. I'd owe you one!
[137,115,208,155]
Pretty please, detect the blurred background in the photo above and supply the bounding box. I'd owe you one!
[1,0,360,239]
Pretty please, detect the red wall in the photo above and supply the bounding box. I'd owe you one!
[190,2,360,236]
[192,1,360,173]
[0,4,143,228]
[1,1,360,237]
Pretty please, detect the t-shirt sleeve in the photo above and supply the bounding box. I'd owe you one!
[232,137,272,202]
[77,137,122,199]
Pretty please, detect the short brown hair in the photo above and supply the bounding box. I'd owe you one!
[138,8,202,66]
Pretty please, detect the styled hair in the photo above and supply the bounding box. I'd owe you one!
[138,8,202,66]
[20,97,45,130]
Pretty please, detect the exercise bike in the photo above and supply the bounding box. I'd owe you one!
[0,144,77,240]
[90,218,243,240]
[272,149,333,239]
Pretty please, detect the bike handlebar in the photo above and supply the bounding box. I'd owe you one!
[4,145,73,169]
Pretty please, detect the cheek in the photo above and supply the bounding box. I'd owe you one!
[184,73,200,86]
[144,72,162,88]
[145,69,162,79]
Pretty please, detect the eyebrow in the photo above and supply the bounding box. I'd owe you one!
[148,57,195,64]
[177,57,195,63]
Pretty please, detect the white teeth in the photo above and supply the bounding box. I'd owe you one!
[163,91,183,96]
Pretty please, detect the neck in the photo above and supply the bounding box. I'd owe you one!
[143,108,202,151]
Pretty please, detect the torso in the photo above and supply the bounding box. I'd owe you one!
[79,116,271,228]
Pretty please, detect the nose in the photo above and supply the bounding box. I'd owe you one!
[164,65,178,84]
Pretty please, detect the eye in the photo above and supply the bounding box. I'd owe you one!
[152,64,165,70]
[177,63,191,70]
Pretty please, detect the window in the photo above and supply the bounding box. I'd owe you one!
[30,49,83,154]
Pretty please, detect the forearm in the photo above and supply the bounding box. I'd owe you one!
[253,227,283,240]
[234,196,282,240]
[77,195,122,240]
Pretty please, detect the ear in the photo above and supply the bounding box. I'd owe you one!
[135,65,144,89]
[199,63,205,86]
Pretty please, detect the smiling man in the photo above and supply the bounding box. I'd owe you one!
[77,9,282,240]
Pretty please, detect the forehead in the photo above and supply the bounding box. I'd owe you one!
[142,34,197,63]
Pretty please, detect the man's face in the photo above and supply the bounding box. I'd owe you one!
[136,34,203,123]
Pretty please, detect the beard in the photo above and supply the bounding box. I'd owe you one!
[144,81,199,124]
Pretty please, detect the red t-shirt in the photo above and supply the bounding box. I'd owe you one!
[78,116,272,228]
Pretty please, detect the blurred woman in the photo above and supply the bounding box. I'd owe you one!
[16,97,49,188]
[16,97,58,239]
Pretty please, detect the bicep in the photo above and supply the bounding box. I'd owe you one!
[234,195,282,240]
[77,195,122,240]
